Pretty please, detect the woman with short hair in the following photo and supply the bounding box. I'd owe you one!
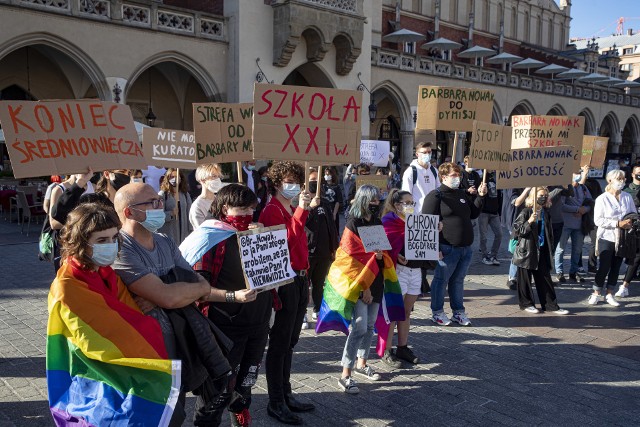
[189,163,223,229]
[590,169,636,306]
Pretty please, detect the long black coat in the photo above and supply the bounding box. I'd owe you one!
[512,207,554,271]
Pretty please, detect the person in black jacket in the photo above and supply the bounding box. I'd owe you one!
[306,170,339,322]
[512,187,569,315]
[478,171,503,266]
[422,162,487,327]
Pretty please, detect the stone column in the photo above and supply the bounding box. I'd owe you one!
[401,130,414,169]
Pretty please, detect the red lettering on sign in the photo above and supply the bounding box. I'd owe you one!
[8,105,34,133]
[342,96,360,123]
[108,105,125,130]
[257,90,273,115]
[283,124,300,153]
[90,104,107,127]
[305,127,319,154]
[291,92,304,118]
[308,93,326,121]
[76,104,86,129]
[327,96,340,121]
[57,105,75,133]
[34,105,55,133]
[273,90,288,118]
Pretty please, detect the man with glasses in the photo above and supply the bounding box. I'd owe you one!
[112,182,226,425]
[422,163,487,326]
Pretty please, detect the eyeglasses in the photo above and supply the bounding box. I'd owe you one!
[129,199,164,209]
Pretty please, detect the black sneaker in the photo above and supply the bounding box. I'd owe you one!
[395,346,419,364]
[506,279,517,290]
[556,274,566,283]
[569,273,585,283]
[381,349,402,368]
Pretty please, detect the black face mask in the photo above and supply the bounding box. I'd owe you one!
[110,173,130,191]
[308,181,318,194]
[368,204,380,217]
[536,196,548,206]
[635,174,640,181]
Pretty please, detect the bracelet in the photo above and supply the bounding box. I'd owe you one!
[225,291,235,303]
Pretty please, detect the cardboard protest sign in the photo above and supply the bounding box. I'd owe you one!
[416,86,494,131]
[355,175,389,199]
[580,135,609,168]
[357,225,392,252]
[237,225,295,291]
[496,145,578,189]
[467,121,512,171]
[193,103,253,164]
[252,83,362,165]
[414,128,437,144]
[0,100,145,178]
[511,115,585,149]
[360,140,390,167]
[405,214,439,260]
[142,127,196,169]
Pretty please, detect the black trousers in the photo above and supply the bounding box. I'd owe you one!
[193,376,231,426]
[551,222,563,256]
[309,257,332,313]
[588,228,598,270]
[595,239,623,291]
[266,276,308,403]
[623,250,640,283]
[516,244,560,311]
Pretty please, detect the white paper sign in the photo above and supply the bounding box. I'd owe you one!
[360,140,390,167]
[237,225,295,291]
[357,225,392,252]
[405,214,439,260]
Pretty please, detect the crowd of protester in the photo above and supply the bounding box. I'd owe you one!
[43,150,640,426]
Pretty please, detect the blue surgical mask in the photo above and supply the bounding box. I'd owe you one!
[280,183,301,200]
[419,153,431,164]
[448,177,461,189]
[90,242,118,267]
[573,174,581,183]
[247,165,256,171]
[137,208,166,232]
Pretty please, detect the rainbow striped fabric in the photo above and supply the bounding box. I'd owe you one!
[315,227,404,345]
[46,259,180,426]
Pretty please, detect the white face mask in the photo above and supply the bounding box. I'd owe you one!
[169,178,176,186]
[131,178,143,183]
[207,178,223,193]
[612,181,625,191]
[324,174,332,182]
[280,183,301,200]
[447,177,461,189]
[419,153,431,164]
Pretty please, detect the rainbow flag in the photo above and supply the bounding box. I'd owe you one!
[46,260,180,427]
[315,227,404,342]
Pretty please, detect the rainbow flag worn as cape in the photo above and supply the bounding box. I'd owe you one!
[315,227,404,342]
[47,259,180,427]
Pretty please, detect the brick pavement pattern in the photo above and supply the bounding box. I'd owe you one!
[1,218,639,426]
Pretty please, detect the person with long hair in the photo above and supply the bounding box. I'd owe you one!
[589,169,636,306]
[159,168,193,244]
[321,166,344,234]
[47,202,181,426]
[379,189,423,367]
[512,187,569,315]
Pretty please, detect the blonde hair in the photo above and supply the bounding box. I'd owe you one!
[605,169,625,192]
[195,164,222,183]
[525,187,551,208]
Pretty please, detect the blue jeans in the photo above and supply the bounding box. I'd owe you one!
[431,244,473,314]
[341,299,380,369]
[554,227,584,274]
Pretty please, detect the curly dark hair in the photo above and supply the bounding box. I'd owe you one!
[59,203,121,270]
[210,184,258,219]
[267,161,305,195]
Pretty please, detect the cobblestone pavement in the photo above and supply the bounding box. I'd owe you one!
[1,218,639,426]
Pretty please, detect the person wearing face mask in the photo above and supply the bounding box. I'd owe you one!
[158,168,193,245]
[47,203,182,426]
[189,164,224,229]
[512,188,570,315]
[401,141,440,213]
[179,184,269,427]
[553,168,593,284]
[255,166,271,220]
[590,169,636,307]
[242,160,260,194]
[461,155,481,196]
[321,166,344,234]
[112,183,233,426]
[258,161,319,425]
[618,164,640,297]
[422,162,487,326]
[380,189,425,367]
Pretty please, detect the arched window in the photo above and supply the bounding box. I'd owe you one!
[537,15,542,45]
[511,6,517,37]
[548,18,554,49]
[524,11,530,42]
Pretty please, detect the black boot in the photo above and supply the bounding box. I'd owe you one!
[285,393,315,412]
[267,401,303,425]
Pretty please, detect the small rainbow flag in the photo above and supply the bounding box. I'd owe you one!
[315,227,404,348]
[46,260,180,426]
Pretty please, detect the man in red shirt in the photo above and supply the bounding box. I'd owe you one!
[259,161,319,425]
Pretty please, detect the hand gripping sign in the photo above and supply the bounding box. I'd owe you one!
[252,83,362,165]
[0,100,145,178]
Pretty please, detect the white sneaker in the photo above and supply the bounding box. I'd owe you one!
[553,308,570,315]
[301,315,309,330]
[605,294,621,307]
[587,294,599,305]
[615,286,629,298]
[524,306,540,314]
[312,311,318,321]
[431,312,452,326]
[452,312,472,326]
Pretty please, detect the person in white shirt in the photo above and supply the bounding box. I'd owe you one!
[189,163,224,229]
[141,166,166,193]
[590,169,636,307]
[401,141,440,213]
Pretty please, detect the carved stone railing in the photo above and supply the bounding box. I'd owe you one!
[371,47,640,108]
[3,0,225,41]
[300,0,357,13]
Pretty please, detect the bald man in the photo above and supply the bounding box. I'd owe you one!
[112,183,226,426]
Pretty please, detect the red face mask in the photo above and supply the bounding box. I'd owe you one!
[225,214,253,231]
